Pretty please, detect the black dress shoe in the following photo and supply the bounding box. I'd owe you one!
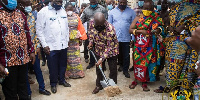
[51,86,57,94]
[123,72,130,78]
[118,66,123,72]
[59,81,71,87]
[92,86,103,94]
[86,64,94,69]
[42,62,46,66]
[39,89,51,95]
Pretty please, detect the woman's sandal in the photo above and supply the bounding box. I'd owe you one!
[129,81,137,89]
[142,84,150,92]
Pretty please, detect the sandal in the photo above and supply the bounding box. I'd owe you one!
[142,84,150,92]
[154,86,170,93]
[129,81,137,89]
[154,86,164,93]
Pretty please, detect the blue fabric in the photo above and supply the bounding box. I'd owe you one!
[2,0,17,10]
[157,5,161,11]
[32,10,38,20]
[138,1,144,7]
[107,5,113,10]
[90,4,98,8]
[33,55,45,91]
[46,49,67,86]
[148,62,156,82]
[27,55,45,95]
[108,7,136,42]
[131,34,135,40]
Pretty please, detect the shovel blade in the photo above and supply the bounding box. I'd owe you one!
[100,79,117,88]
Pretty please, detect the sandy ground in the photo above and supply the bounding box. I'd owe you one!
[0,46,171,100]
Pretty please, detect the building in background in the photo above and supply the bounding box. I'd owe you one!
[127,0,137,9]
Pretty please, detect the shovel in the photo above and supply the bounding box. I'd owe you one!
[89,49,116,87]
[89,50,122,97]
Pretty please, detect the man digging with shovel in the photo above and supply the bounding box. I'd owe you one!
[88,12,121,96]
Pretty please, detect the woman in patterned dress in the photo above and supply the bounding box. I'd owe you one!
[129,0,165,91]
[154,0,200,93]
[65,3,87,79]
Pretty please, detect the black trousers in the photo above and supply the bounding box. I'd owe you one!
[96,56,117,87]
[2,64,29,100]
[84,39,89,59]
[84,39,95,66]
[118,42,130,72]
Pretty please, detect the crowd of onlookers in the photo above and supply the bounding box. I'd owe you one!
[0,0,200,100]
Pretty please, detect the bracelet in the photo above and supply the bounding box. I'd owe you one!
[133,29,137,35]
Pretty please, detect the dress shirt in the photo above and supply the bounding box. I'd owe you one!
[88,20,119,61]
[108,6,136,42]
[36,5,69,51]
[0,7,34,67]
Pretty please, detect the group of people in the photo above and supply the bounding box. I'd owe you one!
[0,0,200,99]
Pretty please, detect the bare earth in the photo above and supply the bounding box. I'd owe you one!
[0,46,171,100]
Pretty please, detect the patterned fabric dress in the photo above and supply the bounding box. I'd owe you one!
[65,13,87,79]
[165,0,200,89]
[133,12,164,82]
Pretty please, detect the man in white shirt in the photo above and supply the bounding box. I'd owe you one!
[36,0,71,94]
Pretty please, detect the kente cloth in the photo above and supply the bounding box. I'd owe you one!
[133,12,164,82]
[165,1,200,89]
[65,14,85,79]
